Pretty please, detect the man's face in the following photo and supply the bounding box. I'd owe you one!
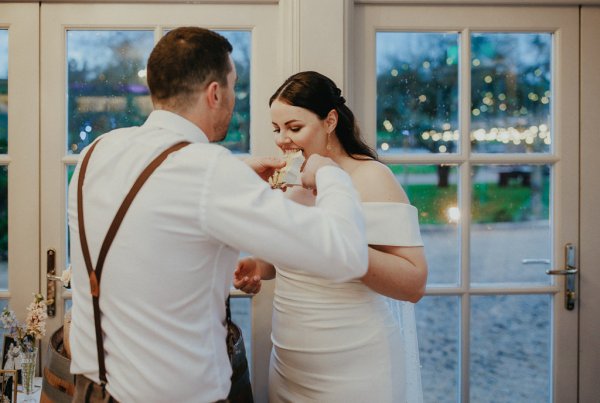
[212,55,237,142]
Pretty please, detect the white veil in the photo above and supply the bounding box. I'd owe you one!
[363,202,424,402]
[385,297,423,403]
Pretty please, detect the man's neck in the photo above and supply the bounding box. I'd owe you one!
[153,103,213,141]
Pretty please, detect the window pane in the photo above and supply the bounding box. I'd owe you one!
[218,31,251,154]
[65,165,76,265]
[376,32,459,155]
[470,295,551,402]
[391,164,459,285]
[0,30,7,154]
[416,296,459,403]
[0,300,8,336]
[0,167,7,290]
[471,164,551,284]
[471,33,552,153]
[162,29,251,153]
[67,30,154,154]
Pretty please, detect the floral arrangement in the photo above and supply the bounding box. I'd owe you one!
[1,293,48,353]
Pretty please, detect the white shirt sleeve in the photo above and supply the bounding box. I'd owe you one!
[204,151,368,282]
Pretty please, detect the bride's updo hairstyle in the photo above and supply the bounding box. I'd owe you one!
[269,71,378,161]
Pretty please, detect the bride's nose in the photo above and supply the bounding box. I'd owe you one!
[275,131,292,147]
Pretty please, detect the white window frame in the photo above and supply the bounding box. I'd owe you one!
[0,3,40,317]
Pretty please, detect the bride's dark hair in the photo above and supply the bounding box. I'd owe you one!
[269,71,378,161]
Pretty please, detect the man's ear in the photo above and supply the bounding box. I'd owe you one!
[205,81,220,109]
[325,109,339,133]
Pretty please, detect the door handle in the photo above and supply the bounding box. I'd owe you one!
[521,258,551,265]
[46,249,57,317]
[545,243,577,310]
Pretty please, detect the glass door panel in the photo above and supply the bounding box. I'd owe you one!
[376,32,460,155]
[390,163,460,286]
[357,5,579,402]
[416,296,460,403]
[67,30,155,154]
[470,294,552,401]
[218,31,251,154]
[64,27,256,365]
[471,164,551,285]
[0,30,7,291]
[470,33,552,154]
[0,29,7,154]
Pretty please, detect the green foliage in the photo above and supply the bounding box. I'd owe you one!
[388,165,437,175]
[406,183,457,225]
[405,180,549,225]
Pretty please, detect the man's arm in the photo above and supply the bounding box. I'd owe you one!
[205,152,368,282]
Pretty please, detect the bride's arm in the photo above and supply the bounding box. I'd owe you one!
[351,161,428,302]
[362,245,427,302]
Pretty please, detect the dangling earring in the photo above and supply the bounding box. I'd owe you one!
[326,132,333,151]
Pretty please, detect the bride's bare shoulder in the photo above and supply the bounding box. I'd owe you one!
[350,160,409,203]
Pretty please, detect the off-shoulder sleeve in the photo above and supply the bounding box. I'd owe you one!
[362,202,423,247]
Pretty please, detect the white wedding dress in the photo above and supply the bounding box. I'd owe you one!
[269,202,424,402]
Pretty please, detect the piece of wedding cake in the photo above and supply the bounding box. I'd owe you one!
[269,150,304,189]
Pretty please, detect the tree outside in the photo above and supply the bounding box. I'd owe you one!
[66,30,251,155]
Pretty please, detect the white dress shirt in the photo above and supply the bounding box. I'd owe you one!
[67,110,368,403]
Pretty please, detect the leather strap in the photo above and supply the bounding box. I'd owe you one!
[77,139,190,384]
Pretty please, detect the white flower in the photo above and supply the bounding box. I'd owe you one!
[60,267,72,286]
[1,294,48,351]
[1,307,17,330]
[25,294,48,339]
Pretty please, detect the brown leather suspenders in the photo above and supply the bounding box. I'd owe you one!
[77,139,189,384]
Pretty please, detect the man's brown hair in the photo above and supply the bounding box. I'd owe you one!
[147,27,233,107]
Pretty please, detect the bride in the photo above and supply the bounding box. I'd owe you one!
[234,71,428,402]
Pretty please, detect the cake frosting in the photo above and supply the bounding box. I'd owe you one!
[269,150,305,188]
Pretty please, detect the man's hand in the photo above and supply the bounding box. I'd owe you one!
[233,257,263,295]
[301,154,340,191]
[245,156,285,182]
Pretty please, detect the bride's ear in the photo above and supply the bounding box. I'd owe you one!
[325,109,338,133]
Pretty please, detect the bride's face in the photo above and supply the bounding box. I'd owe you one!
[270,99,328,157]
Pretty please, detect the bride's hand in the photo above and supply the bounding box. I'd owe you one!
[234,257,263,294]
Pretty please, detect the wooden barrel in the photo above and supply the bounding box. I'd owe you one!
[40,326,75,403]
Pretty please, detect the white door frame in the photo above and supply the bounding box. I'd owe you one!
[0,3,39,317]
[579,5,600,401]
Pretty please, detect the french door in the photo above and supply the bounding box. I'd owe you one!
[2,2,596,403]
[39,3,279,400]
[0,3,40,323]
[355,5,579,402]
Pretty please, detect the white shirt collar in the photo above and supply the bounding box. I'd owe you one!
[143,110,210,144]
